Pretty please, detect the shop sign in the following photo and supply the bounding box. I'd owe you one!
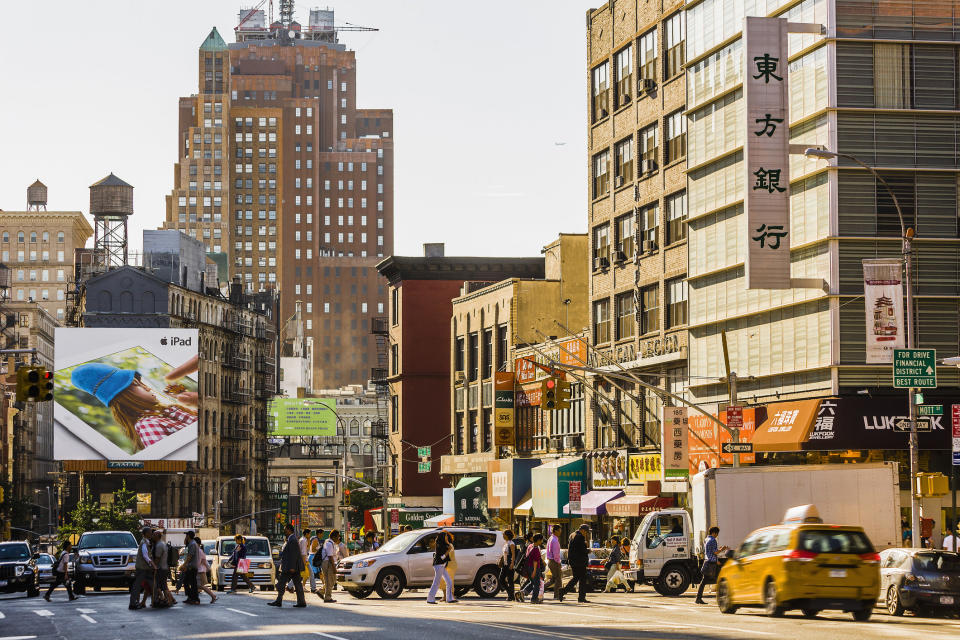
[516,385,542,407]
[688,408,756,474]
[627,453,661,484]
[952,405,960,466]
[568,481,581,514]
[590,450,628,490]
[390,508,400,535]
[661,407,690,481]
[491,471,508,497]
[514,337,588,384]
[494,372,515,445]
[805,396,950,450]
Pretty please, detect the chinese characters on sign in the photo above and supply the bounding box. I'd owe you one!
[744,17,791,289]
[568,481,581,514]
[809,399,837,441]
[863,259,905,363]
[590,450,627,490]
[627,453,662,484]
[661,406,690,481]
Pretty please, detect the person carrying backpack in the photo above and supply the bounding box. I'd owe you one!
[499,530,517,602]
[516,533,544,603]
[44,540,76,602]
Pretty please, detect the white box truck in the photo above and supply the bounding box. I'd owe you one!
[627,462,901,596]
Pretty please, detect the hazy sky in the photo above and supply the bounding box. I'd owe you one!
[0,0,596,258]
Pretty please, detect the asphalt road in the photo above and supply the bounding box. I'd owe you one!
[3,584,960,640]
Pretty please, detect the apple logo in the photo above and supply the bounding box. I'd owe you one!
[160,338,168,345]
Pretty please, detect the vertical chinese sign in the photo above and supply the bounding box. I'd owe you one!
[744,16,791,289]
[494,372,516,446]
[661,406,690,481]
[863,258,905,363]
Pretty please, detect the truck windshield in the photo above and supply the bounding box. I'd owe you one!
[0,544,31,561]
[220,539,271,557]
[78,533,138,549]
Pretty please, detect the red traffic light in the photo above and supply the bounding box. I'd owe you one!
[545,378,556,390]
[42,370,53,380]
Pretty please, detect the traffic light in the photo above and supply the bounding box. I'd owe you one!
[309,477,317,496]
[541,377,558,410]
[555,379,572,410]
[37,367,54,401]
[301,477,312,496]
[15,366,53,402]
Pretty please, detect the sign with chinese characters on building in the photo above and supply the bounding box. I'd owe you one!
[863,259,905,363]
[568,481,582,514]
[744,16,791,289]
[627,453,662,484]
[514,336,588,384]
[590,450,628,490]
[494,372,516,445]
[661,406,690,481]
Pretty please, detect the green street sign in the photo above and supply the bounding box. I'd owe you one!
[893,349,937,388]
[919,405,944,416]
[417,461,432,473]
[417,446,431,458]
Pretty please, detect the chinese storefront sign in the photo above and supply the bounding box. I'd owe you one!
[863,259,905,363]
[627,453,662,484]
[494,372,516,445]
[590,450,628,490]
[661,406,690,481]
[744,16,791,289]
[568,481,581,514]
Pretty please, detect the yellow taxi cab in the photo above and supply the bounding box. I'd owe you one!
[716,505,881,621]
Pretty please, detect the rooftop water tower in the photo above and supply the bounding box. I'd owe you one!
[27,180,47,211]
[89,173,133,269]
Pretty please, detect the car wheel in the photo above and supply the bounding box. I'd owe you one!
[853,604,874,622]
[886,585,904,616]
[473,566,500,598]
[347,587,373,599]
[657,566,690,597]
[374,568,404,599]
[801,608,821,619]
[716,579,737,614]
[763,578,784,617]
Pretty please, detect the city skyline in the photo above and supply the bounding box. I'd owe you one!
[0,0,596,258]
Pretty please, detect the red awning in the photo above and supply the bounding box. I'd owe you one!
[605,495,675,517]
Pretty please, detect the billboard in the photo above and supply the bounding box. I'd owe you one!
[268,397,338,436]
[54,328,199,461]
[863,258,905,363]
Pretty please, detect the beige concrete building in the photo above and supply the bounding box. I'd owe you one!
[587,1,689,451]
[444,234,588,476]
[0,181,93,323]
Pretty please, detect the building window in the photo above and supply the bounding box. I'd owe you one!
[640,285,659,334]
[615,137,633,187]
[391,287,399,325]
[639,123,658,175]
[482,329,493,379]
[615,292,635,340]
[666,191,687,244]
[391,343,399,375]
[665,110,686,164]
[666,278,688,328]
[614,46,632,108]
[592,223,611,268]
[638,29,657,83]
[593,299,611,344]
[639,202,659,251]
[496,324,508,371]
[390,395,399,432]
[875,43,911,108]
[615,213,635,261]
[592,62,610,122]
[455,336,465,372]
[468,332,479,382]
[592,149,610,198]
[664,11,685,79]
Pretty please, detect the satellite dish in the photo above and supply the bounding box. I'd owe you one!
[288,30,296,38]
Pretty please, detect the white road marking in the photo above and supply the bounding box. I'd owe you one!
[311,632,349,640]
[0,636,38,640]
[77,608,96,614]
[0,611,5,619]
[80,614,97,624]
[33,610,54,617]
[225,607,257,617]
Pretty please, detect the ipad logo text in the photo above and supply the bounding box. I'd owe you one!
[160,336,193,346]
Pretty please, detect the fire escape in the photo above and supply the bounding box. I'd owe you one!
[370,316,389,490]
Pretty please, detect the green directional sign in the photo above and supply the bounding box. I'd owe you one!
[417,446,431,458]
[919,405,944,416]
[417,461,432,473]
[893,349,937,388]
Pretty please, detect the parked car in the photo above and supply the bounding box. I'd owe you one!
[716,505,881,621]
[336,527,504,600]
[73,530,139,594]
[879,548,960,616]
[34,553,57,586]
[0,541,40,597]
[209,536,276,591]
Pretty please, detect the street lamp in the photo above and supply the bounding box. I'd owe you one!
[215,476,246,529]
[805,147,920,547]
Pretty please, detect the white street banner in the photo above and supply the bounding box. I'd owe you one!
[863,258,905,363]
[744,16,791,289]
[661,406,690,481]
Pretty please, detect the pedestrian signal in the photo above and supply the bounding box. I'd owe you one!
[542,377,558,410]
[555,379,572,410]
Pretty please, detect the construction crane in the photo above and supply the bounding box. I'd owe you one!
[236,0,273,31]
[336,22,378,34]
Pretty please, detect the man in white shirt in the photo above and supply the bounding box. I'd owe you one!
[320,530,341,603]
[299,529,316,593]
[44,540,76,601]
[943,527,958,553]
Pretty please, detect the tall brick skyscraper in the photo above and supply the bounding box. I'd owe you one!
[164,7,393,388]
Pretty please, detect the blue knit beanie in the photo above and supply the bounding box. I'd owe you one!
[70,363,136,407]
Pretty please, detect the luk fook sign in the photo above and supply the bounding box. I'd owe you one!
[863,258,905,364]
[745,17,791,290]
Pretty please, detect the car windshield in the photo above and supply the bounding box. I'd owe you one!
[37,554,55,564]
[0,544,31,561]
[78,532,138,549]
[797,530,873,554]
[378,531,420,553]
[914,552,960,572]
[220,539,271,557]
[202,541,216,555]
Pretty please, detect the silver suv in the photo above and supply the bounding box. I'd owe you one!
[74,530,138,593]
[336,527,504,600]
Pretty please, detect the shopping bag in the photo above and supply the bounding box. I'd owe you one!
[237,558,250,573]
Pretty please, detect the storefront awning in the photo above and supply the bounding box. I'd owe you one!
[605,495,675,518]
[454,476,488,524]
[561,490,624,516]
[752,399,822,452]
[424,514,454,527]
[514,498,534,516]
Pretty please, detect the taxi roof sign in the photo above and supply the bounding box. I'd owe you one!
[782,504,823,525]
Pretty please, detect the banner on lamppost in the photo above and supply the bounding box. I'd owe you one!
[863,258,905,364]
[661,406,690,481]
[744,16,791,289]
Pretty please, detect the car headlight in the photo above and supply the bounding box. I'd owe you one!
[78,552,91,563]
[355,559,376,568]
[15,565,25,576]
[221,561,231,568]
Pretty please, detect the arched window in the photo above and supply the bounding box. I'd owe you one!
[363,443,372,455]
[349,419,360,436]
[349,443,360,454]
[17,231,24,243]
[29,232,36,243]
[57,231,64,243]
[336,421,344,436]
[42,232,49,243]
[363,420,372,436]
[2,232,8,243]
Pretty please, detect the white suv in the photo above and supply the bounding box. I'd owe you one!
[336,527,504,599]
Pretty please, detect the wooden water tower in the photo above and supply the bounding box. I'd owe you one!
[27,180,47,211]
[89,173,133,269]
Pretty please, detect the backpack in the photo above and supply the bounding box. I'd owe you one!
[512,541,527,575]
[167,545,177,569]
